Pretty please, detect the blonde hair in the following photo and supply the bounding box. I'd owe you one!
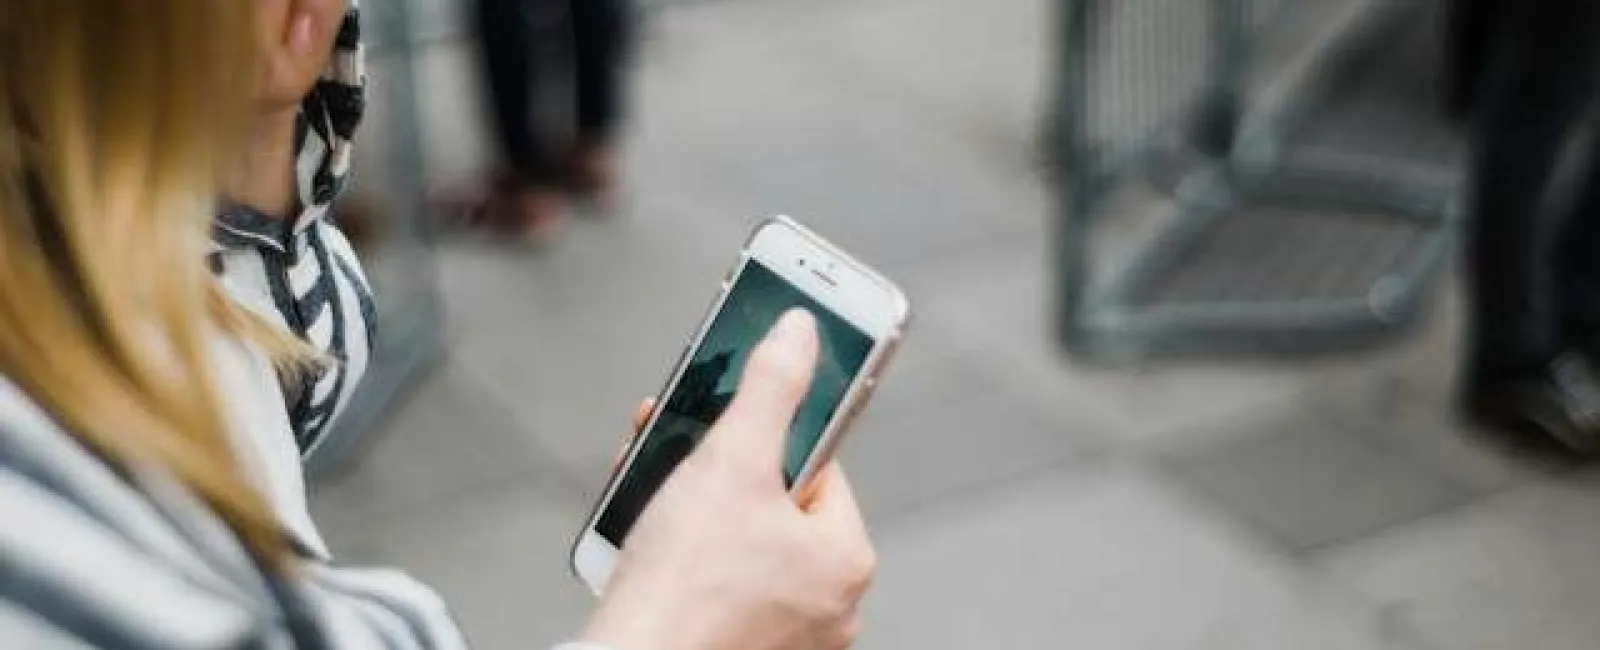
[1,0,313,564]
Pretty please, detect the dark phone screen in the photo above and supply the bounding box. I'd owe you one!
[595,259,874,546]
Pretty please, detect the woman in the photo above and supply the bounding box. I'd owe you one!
[0,1,876,649]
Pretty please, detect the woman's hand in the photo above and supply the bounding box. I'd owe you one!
[583,309,877,650]
[613,398,656,470]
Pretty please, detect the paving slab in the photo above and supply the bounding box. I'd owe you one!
[436,211,747,495]
[860,464,1434,650]
[310,361,579,533]
[1305,276,1542,493]
[1317,472,1600,650]
[914,243,1321,447]
[1161,403,1475,552]
[840,348,1107,523]
[318,479,596,650]
[305,2,1561,649]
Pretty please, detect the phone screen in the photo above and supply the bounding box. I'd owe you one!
[595,258,875,546]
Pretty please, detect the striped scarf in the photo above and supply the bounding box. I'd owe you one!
[211,4,373,453]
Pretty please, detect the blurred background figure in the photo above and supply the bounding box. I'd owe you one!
[1440,0,1497,121]
[1460,0,1600,454]
[453,0,635,240]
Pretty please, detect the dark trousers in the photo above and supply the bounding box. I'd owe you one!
[473,0,631,181]
[1442,0,1498,117]
[1466,0,1600,380]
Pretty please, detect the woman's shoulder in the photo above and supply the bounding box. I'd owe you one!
[0,375,468,650]
[0,375,89,461]
[0,374,242,559]
[0,374,274,647]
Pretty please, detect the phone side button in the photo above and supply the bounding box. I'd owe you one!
[848,381,877,419]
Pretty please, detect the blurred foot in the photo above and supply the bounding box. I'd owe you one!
[509,184,567,244]
[431,171,567,244]
[1462,351,1600,459]
[567,140,620,211]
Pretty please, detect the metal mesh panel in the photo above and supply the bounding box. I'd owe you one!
[1072,0,1222,182]
[1248,0,1283,27]
[1125,204,1433,307]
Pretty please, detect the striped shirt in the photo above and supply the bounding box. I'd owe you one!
[0,342,467,649]
[213,3,373,458]
[0,341,617,647]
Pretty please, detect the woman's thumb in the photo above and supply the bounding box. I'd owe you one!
[702,309,819,471]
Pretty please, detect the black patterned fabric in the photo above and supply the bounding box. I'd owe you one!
[211,4,373,455]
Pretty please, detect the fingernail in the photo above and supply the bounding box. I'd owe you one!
[774,308,815,339]
[289,14,315,53]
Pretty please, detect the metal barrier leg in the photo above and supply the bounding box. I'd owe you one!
[1055,0,1095,353]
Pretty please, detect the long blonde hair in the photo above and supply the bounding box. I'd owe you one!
[1,0,312,564]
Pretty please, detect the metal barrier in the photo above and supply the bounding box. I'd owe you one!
[1053,0,1457,359]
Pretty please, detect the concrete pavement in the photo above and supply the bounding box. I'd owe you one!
[312,1,1600,648]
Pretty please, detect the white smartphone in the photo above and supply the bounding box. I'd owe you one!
[570,216,910,595]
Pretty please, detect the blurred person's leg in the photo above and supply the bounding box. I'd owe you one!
[472,0,567,235]
[1442,0,1500,119]
[1556,139,1600,346]
[567,0,633,199]
[1465,0,1600,447]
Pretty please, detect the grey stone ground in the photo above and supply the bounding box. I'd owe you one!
[311,0,1600,648]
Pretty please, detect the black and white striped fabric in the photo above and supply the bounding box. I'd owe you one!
[213,3,373,456]
[213,205,376,456]
[0,375,469,649]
